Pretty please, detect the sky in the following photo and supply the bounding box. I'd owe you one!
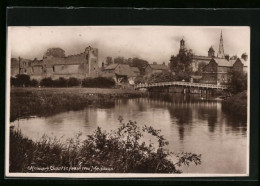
[8,26,250,65]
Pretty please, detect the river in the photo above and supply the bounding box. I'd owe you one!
[11,93,248,174]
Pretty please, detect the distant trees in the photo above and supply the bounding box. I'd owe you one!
[114,57,125,64]
[40,77,80,87]
[11,75,116,88]
[106,57,113,65]
[132,57,148,69]
[227,71,247,94]
[43,48,65,58]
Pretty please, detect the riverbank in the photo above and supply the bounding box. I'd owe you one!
[9,121,201,173]
[10,87,146,122]
[222,90,247,118]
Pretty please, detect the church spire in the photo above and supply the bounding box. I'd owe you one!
[217,30,225,58]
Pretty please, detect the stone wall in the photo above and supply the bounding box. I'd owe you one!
[11,46,99,80]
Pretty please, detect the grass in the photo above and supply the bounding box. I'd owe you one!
[10,87,146,122]
[9,119,201,173]
[222,90,247,118]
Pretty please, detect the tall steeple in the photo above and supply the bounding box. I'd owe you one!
[217,30,225,58]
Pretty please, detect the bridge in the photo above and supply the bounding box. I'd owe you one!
[134,81,227,90]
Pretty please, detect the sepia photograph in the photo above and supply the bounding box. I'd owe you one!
[5,26,249,178]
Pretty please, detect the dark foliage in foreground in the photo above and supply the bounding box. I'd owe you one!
[227,71,247,94]
[222,90,247,118]
[10,120,201,173]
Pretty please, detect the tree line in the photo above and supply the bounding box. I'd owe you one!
[11,74,115,88]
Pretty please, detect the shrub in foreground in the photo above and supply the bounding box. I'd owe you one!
[10,119,201,173]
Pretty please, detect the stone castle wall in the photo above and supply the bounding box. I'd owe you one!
[11,46,99,80]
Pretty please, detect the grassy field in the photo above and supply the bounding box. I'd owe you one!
[10,87,146,122]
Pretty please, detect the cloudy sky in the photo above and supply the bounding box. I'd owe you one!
[8,26,250,65]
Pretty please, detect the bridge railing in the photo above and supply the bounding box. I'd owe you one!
[134,81,227,89]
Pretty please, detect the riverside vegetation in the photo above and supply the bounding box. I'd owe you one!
[10,119,201,173]
[10,87,146,122]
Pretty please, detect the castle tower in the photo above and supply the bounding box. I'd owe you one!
[208,46,215,58]
[85,46,99,77]
[217,31,225,58]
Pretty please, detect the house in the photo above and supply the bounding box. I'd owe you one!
[101,64,140,85]
[200,57,246,85]
[235,53,248,73]
[144,64,169,76]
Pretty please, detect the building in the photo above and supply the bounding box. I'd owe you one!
[11,46,99,80]
[174,31,249,75]
[101,63,140,85]
[200,56,247,85]
[144,63,169,75]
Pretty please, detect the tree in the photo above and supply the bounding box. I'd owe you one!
[132,58,148,69]
[43,48,65,58]
[15,74,31,87]
[54,77,68,87]
[30,79,39,87]
[106,57,113,65]
[40,77,54,87]
[11,77,18,87]
[114,57,125,64]
[67,77,80,87]
[169,49,193,74]
[227,71,247,94]
[147,72,176,83]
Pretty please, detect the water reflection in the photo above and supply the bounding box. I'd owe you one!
[12,93,247,174]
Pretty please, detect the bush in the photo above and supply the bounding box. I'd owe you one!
[14,74,31,87]
[10,119,201,173]
[30,79,39,87]
[67,77,80,87]
[11,77,18,87]
[40,77,54,87]
[82,77,115,88]
[54,77,68,87]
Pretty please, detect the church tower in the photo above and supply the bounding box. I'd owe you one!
[208,46,215,58]
[179,38,186,53]
[217,31,225,58]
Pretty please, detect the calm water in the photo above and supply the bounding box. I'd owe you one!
[11,93,248,174]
